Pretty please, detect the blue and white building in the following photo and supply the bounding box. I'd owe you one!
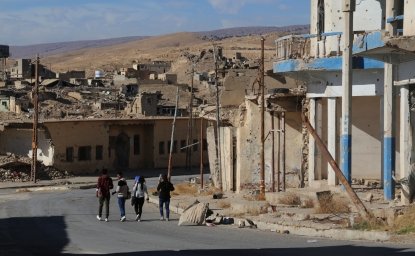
[273,0,415,202]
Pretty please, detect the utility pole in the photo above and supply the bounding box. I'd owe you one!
[167,86,179,181]
[186,65,195,171]
[200,118,204,190]
[213,43,222,190]
[341,0,355,184]
[259,37,266,198]
[31,55,40,183]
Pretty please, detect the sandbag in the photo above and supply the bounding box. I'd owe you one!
[178,202,209,226]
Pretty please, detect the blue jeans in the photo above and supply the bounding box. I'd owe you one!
[159,198,170,219]
[117,197,126,218]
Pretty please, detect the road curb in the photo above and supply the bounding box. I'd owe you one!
[148,195,390,242]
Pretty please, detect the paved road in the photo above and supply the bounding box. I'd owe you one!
[0,177,415,256]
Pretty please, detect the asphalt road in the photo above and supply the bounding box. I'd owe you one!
[0,177,415,256]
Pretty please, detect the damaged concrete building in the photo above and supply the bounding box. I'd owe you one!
[270,0,415,204]
[0,117,208,174]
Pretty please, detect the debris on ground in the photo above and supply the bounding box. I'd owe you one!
[0,154,73,182]
[178,200,209,226]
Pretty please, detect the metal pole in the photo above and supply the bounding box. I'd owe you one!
[340,0,355,184]
[277,113,281,192]
[281,111,286,192]
[186,66,194,170]
[260,37,265,197]
[213,44,222,190]
[167,86,179,181]
[271,112,275,192]
[31,55,39,183]
[200,118,204,190]
[302,113,370,220]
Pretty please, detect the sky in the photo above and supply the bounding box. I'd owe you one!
[0,0,310,46]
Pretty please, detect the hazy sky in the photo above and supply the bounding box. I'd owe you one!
[1,0,310,46]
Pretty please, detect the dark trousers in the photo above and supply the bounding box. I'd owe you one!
[98,194,110,218]
[133,197,145,216]
[159,197,170,219]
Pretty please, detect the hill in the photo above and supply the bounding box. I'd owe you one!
[9,36,148,59]
[9,25,308,59]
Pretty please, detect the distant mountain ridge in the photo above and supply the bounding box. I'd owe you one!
[10,36,149,59]
[10,25,309,59]
[197,25,309,39]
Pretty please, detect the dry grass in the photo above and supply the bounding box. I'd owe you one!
[352,216,387,231]
[243,193,267,201]
[217,200,231,209]
[393,206,415,234]
[315,194,350,214]
[172,183,198,195]
[301,198,315,208]
[278,193,301,206]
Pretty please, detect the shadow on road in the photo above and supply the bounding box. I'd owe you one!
[0,216,413,256]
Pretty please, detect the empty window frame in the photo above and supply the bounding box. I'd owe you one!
[96,145,103,160]
[159,141,165,155]
[78,146,92,161]
[66,147,74,162]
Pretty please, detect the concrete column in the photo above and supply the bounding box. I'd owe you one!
[341,0,355,184]
[400,85,411,204]
[316,99,323,180]
[383,0,397,201]
[328,97,338,186]
[308,98,316,186]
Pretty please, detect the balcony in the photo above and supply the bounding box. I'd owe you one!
[274,31,384,74]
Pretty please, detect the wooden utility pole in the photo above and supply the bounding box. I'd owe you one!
[213,44,222,190]
[167,86,180,181]
[31,55,40,183]
[259,37,266,198]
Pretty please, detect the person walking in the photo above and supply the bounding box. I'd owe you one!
[96,169,113,222]
[157,174,175,221]
[114,171,129,222]
[132,176,149,222]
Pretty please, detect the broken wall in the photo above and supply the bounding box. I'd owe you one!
[0,126,54,166]
[404,0,415,36]
[310,0,384,58]
[236,100,303,192]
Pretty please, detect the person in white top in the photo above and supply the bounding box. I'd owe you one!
[132,176,149,222]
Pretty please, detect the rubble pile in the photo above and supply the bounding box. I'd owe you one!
[0,154,73,182]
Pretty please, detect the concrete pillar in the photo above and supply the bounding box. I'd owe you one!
[328,97,338,186]
[308,98,316,186]
[316,99,323,180]
[341,0,355,184]
[383,0,397,201]
[400,85,411,204]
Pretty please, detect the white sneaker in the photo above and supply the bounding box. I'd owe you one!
[105,218,108,222]
[166,218,169,222]
[135,214,140,221]
[137,218,141,222]
[160,217,164,221]
[120,216,126,222]
[97,215,102,221]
